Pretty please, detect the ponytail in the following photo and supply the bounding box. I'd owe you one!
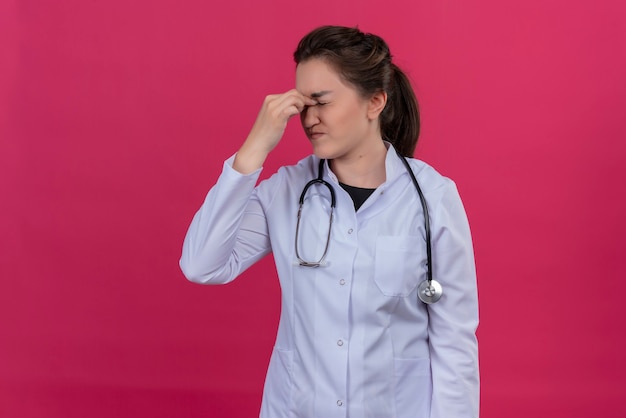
[381,65,420,157]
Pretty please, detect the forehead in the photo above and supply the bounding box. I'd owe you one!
[295,58,347,95]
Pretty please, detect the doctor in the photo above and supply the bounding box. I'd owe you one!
[180,25,479,417]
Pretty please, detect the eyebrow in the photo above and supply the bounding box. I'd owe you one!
[310,91,332,99]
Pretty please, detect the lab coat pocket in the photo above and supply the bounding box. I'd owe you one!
[394,357,432,417]
[374,235,427,297]
[261,347,294,414]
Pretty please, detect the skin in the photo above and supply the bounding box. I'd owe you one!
[233,58,388,188]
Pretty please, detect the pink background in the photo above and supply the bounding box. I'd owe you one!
[1,0,625,416]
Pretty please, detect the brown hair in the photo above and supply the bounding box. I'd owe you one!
[294,25,420,157]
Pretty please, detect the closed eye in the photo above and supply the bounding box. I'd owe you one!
[303,102,328,112]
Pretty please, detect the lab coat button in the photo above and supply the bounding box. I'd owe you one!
[337,339,344,346]
[347,228,353,234]
[337,400,343,406]
[339,279,346,286]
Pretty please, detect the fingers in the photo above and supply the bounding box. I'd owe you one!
[268,89,316,121]
[236,90,317,173]
[241,90,317,159]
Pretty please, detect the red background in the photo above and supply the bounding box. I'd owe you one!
[1,0,625,417]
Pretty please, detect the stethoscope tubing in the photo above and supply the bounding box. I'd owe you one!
[296,152,440,303]
[396,150,433,284]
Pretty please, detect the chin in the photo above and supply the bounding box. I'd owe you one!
[312,150,337,161]
[311,143,339,160]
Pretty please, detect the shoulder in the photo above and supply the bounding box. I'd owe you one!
[404,158,455,195]
[400,157,469,218]
[276,154,318,179]
[254,155,318,201]
[406,159,471,227]
[263,154,318,185]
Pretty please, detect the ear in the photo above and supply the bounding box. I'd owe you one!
[367,91,387,120]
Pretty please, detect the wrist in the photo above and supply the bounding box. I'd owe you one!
[233,142,269,174]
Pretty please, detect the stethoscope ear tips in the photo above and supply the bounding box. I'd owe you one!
[418,279,443,304]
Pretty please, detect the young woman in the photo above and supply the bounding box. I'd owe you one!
[180,26,479,418]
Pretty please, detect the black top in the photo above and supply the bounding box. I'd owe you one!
[340,183,376,211]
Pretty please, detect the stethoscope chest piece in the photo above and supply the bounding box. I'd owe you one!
[418,279,443,304]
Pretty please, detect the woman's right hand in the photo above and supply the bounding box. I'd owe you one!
[233,89,316,174]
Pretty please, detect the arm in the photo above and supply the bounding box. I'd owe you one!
[428,181,480,418]
[180,89,315,283]
[179,156,271,284]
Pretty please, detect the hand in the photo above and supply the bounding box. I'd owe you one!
[234,90,316,174]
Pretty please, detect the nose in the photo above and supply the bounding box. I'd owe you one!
[301,104,320,130]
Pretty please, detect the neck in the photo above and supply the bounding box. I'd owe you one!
[330,139,388,188]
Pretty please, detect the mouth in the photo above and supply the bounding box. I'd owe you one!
[308,131,325,140]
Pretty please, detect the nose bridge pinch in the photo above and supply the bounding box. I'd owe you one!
[303,105,320,128]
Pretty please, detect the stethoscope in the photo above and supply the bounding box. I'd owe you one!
[295,150,443,304]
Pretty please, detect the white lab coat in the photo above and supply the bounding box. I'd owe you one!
[180,143,479,418]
